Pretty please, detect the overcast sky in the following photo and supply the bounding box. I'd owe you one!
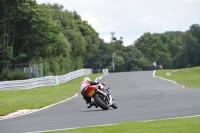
[36,0,200,46]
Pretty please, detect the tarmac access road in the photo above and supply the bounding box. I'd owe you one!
[0,71,200,133]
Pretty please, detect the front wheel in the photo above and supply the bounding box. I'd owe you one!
[93,94,109,110]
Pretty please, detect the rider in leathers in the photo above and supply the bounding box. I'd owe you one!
[80,77,99,108]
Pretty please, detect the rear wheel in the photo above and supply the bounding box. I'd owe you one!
[93,94,109,110]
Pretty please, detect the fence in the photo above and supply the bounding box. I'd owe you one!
[0,69,92,90]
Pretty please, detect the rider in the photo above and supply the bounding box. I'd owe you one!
[80,77,99,108]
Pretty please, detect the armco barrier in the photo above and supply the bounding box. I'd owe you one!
[0,69,92,90]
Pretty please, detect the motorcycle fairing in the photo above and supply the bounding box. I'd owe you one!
[84,85,98,97]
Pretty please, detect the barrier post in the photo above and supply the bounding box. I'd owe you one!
[55,76,59,85]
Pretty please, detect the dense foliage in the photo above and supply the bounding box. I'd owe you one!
[0,0,99,79]
[0,1,200,80]
[84,25,200,71]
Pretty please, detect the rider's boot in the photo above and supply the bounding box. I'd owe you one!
[86,101,98,108]
[86,103,92,108]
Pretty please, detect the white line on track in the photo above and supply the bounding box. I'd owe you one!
[0,73,109,121]
[25,124,116,133]
[143,115,200,122]
[25,72,200,133]
[0,94,78,121]
[152,70,185,88]
[27,115,200,133]
[6,72,199,132]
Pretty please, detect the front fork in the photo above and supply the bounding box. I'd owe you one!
[108,94,114,106]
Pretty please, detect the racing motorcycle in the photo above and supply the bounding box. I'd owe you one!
[83,76,117,110]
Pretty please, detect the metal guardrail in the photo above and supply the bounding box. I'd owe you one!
[0,69,92,90]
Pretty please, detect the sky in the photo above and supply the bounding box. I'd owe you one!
[36,0,200,46]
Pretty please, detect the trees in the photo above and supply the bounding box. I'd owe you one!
[74,14,100,54]
[0,2,100,77]
[114,55,125,72]
[134,32,172,68]
[187,24,200,66]
[0,0,55,70]
[1,0,199,78]
[0,0,34,69]
[189,24,200,43]
[84,25,198,72]
[182,31,199,67]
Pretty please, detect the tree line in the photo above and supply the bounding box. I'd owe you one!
[84,24,200,72]
[0,0,99,79]
[0,0,200,80]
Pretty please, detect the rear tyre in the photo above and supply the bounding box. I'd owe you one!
[93,94,109,110]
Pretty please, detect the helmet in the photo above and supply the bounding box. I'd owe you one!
[83,77,91,82]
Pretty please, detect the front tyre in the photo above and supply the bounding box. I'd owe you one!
[93,94,109,110]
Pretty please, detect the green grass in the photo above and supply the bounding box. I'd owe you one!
[155,66,200,88]
[0,73,104,116]
[45,117,200,133]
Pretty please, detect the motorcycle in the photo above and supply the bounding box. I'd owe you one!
[83,76,117,110]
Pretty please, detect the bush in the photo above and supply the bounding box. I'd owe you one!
[10,70,29,80]
[131,66,142,71]
[0,67,10,81]
[0,68,29,81]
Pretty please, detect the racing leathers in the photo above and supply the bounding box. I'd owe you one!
[80,81,99,108]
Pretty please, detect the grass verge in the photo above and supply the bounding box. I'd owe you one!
[155,66,200,88]
[45,116,200,133]
[0,73,104,116]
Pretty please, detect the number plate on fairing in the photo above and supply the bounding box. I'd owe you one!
[88,90,95,97]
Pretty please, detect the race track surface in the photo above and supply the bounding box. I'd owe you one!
[0,71,200,133]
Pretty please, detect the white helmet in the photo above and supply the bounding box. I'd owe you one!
[83,77,91,82]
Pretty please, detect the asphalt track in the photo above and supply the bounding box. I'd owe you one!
[0,71,200,133]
